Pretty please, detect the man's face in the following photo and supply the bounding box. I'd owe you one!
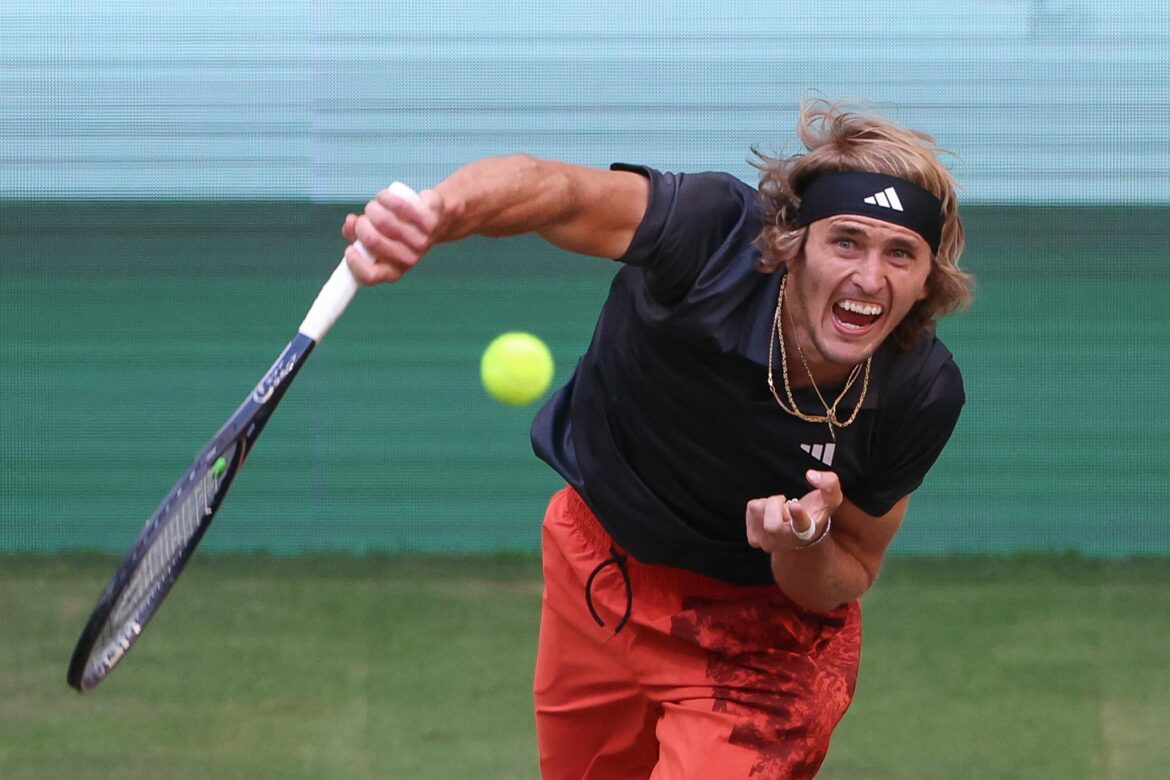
[785,215,932,374]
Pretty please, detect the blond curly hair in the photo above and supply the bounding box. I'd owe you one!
[753,99,972,348]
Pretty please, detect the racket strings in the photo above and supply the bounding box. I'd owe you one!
[90,444,235,675]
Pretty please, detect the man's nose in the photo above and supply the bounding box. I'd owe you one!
[851,252,884,293]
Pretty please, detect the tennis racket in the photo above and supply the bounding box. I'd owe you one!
[66,182,418,692]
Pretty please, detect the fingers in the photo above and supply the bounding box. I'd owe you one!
[341,213,359,242]
[747,472,843,553]
[805,469,843,513]
[366,188,437,245]
[343,186,443,286]
[785,498,815,538]
[746,495,802,553]
[746,496,771,550]
[745,498,765,549]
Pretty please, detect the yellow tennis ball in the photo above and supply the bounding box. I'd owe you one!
[480,332,555,406]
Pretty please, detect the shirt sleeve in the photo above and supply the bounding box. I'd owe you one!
[610,163,759,303]
[847,356,965,517]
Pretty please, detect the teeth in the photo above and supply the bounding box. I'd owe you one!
[838,300,883,316]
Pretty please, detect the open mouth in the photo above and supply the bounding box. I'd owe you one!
[833,299,883,331]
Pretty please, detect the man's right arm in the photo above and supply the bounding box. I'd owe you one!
[342,154,650,285]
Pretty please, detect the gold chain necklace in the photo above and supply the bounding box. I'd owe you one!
[766,273,871,440]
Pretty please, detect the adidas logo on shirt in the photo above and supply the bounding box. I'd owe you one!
[863,187,904,212]
[800,442,836,467]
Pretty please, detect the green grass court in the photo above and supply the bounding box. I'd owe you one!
[3,554,1169,779]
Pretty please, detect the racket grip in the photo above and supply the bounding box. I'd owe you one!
[298,182,419,342]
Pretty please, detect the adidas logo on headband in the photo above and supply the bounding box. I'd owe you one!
[863,187,903,212]
[794,171,943,253]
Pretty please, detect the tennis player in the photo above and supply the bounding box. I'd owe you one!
[343,99,972,779]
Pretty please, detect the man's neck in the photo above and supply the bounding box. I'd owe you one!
[780,308,857,391]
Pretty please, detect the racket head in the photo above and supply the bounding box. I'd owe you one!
[66,436,249,691]
[66,333,313,692]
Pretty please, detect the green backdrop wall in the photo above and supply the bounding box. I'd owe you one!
[3,202,1168,556]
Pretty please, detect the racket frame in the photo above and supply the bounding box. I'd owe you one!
[66,179,419,692]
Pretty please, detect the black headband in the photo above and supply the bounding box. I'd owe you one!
[794,171,944,253]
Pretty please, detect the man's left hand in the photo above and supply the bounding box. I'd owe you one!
[745,470,843,553]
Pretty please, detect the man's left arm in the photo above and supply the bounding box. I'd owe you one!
[746,470,908,613]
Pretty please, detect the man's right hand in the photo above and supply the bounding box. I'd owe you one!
[342,186,443,285]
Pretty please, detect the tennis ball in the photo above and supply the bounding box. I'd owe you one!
[480,332,555,406]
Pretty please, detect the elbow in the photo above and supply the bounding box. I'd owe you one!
[773,554,880,614]
[773,573,855,614]
[500,153,553,180]
[787,589,853,615]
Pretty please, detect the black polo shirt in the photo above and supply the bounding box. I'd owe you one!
[531,165,964,585]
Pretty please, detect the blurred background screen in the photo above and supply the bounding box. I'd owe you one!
[3,0,1168,557]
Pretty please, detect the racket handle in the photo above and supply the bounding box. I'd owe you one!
[298,182,420,341]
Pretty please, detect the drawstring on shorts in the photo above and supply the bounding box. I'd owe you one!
[584,544,633,634]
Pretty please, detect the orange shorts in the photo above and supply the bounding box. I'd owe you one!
[533,486,861,780]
